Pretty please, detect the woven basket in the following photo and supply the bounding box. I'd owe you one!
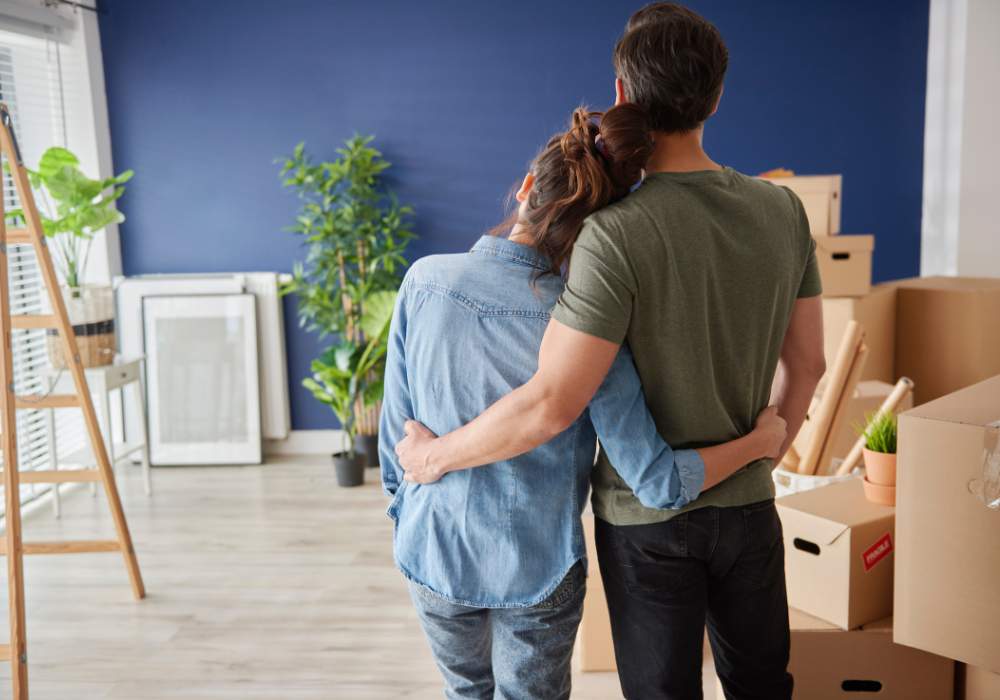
[47,285,116,369]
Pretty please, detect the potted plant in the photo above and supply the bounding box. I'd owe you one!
[278,136,413,473]
[5,147,133,368]
[858,411,897,506]
[302,290,397,486]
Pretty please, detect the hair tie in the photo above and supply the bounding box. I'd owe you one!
[594,134,610,162]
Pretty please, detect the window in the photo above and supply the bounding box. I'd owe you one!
[0,24,93,512]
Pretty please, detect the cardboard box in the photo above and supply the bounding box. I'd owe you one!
[894,277,1000,404]
[822,283,897,382]
[960,664,1000,700]
[718,610,953,699]
[815,235,874,298]
[792,380,913,472]
[777,479,895,629]
[575,513,616,672]
[760,174,842,237]
[894,375,1000,672]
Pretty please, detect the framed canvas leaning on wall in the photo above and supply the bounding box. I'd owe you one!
[142,294,262,465]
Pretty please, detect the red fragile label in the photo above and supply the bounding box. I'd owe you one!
[862,533,893,572]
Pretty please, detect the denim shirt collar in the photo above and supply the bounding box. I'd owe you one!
[471,235,551,272]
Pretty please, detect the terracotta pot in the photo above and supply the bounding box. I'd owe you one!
[863,477,896,506]
[863,448,897,486]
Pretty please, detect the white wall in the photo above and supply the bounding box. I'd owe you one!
[921,0,1000,277]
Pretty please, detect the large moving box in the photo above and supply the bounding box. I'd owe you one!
[960,664,1000,700]
[760,174,842,237]
[895,375,1000,672]
[792,379,913,471]
[822,283,897,382]
[814,235,874,298]
[777,479,894,629]
[575,513,616,672]
[894,277,1000,404]
[714,611,953,699]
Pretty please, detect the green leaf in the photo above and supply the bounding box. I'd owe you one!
[359,290,397,339]
[36,147,79,180]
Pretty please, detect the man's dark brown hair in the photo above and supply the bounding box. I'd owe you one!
[614,3,729,133]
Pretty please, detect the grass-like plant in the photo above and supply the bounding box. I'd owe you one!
[857,411,898,454]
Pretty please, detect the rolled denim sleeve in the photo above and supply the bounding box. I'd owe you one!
[378,281,412,497]
[588,345,705,509]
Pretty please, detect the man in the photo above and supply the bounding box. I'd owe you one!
[396,4,825,699]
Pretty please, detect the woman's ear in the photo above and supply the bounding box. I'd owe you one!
[515,172,535,203]
[614,78,627,106]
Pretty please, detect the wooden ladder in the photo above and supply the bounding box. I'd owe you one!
[0,103,145,699]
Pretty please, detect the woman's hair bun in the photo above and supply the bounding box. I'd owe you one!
[597,103,653,195]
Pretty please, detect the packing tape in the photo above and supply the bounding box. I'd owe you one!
[969,421,1000,510]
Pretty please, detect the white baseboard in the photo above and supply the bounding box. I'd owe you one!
[264,429,348,456]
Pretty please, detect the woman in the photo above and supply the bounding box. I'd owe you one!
[378,105,785,700]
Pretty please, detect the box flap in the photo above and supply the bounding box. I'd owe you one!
[777,478,894,531]
[814,234,874,253]
[759,174,841,193]
[895,276,1000,293]
[781,508,851,546]
[901,374,1000,426]
[789,607,840,631]
[860,616,894,633]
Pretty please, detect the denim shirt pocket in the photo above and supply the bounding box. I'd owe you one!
[387,481,408,521]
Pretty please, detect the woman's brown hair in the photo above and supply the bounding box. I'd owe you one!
[496,103,653,276]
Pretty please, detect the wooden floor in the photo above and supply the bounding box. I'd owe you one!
[1,456,717,699]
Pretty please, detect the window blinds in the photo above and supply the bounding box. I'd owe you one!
[0,26,91,511]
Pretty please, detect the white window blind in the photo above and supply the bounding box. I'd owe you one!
[0,25,92,511]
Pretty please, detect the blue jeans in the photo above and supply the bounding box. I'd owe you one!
[408,561,585,700]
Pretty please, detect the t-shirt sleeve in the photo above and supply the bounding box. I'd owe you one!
[782,186,823,299]
[551,218,636,344]
[798,238,822,298]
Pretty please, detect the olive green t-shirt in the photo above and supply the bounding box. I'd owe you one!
[552,167,821,526]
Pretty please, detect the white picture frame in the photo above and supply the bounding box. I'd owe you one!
[142,294,262,465]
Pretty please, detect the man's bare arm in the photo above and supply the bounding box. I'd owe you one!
[771,296,826,463]
[396,319,619,482]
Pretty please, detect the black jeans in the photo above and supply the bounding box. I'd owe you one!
[595,500,793,700]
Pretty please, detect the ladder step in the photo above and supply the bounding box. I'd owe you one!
[0,540,121,555]
[4,228,34,245]
[15,394,79,409]
[11,314,58,329]
[3,469,101,484]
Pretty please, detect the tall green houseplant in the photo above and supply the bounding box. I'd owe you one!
[278,136,414,455]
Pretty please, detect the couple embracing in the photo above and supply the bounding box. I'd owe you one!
[379,4,825,699]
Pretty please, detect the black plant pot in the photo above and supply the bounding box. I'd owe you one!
[356,433,380,469]
[332,451,365,487]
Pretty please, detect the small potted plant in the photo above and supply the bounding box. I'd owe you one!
[859,411,898,506]
[302,290,397,487]
[6,147,133,368]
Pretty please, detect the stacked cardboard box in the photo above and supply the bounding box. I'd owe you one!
[760,173,875,301]
[894,375,1000,672]
[774,478,955,698]
[715,612,954,699]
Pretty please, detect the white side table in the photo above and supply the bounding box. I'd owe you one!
[47,356,151,517]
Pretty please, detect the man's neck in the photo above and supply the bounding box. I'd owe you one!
[644,126,722,174]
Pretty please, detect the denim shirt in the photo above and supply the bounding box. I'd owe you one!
[379,236,705,607]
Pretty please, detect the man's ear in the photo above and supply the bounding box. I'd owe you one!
[614,78,627,106]
[515,172,535,203]
[709,84,724,117]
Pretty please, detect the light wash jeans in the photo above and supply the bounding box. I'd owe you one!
[408,561,586,700]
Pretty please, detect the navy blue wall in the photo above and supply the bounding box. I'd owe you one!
[99,0,930,430]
